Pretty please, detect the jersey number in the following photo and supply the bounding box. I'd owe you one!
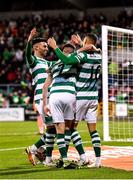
[90,65,101,80]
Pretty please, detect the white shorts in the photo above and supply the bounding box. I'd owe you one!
[49,93,76,123]
[35,100,53,125]
[76,99,98,123]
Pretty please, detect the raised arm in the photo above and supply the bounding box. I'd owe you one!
[77,44,102,54]
[47,37,79,65]
[25,28,38,66]
[71,34,83,47]
[71,34,101,54]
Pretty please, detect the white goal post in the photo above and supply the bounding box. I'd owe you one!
[102,25,133,141]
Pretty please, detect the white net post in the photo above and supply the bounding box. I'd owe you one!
[102,25,133,141]
[102,26,110,141]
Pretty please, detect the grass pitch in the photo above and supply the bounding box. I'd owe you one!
[0,120,133,179]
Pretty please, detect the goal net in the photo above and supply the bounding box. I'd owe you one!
[102,25,133,141]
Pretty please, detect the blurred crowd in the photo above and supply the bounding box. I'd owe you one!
[0,9,133,107]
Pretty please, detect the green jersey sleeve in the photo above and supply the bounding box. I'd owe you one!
[55,48,82,65]
[55,48,102,66]
[25,41,36,67]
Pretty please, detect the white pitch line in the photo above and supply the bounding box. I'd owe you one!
[0,132,38,136]
[0,141,89,152]
[0,130,88,136]
[0,147,26,151]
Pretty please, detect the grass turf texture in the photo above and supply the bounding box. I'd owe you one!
[0,121,133,179]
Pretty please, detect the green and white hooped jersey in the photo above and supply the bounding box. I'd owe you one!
[50,60,76,95]
[76,52,102,100]
[25,42,53,104]
[29,56,52,104]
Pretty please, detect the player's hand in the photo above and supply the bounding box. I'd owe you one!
[28,28,38,42]
[78,44,101,52]
[47,37,58,49]
[44,105,51,116]
[71,34,82,46]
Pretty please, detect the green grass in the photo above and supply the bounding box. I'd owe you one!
[0,121,133,179]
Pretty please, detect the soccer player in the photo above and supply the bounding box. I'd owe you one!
[25,28,56,166]
[47,33,102,168]
[43,42,87,168]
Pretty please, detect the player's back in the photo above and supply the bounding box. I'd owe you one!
[76,52,102,100]
[50,60,76,95]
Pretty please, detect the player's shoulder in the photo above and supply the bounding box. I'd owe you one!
[94,52,102,59]
[76,52,86,59]
[26,55,37,67]
[86,52,102,59]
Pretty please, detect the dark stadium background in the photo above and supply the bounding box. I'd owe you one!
[0,0,133,11]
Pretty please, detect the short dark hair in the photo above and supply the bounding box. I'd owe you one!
[62,43,75,50]
[86,33,98,45]
[32,37,46,46]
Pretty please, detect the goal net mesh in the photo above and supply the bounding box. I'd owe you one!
[102,26,133,141]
